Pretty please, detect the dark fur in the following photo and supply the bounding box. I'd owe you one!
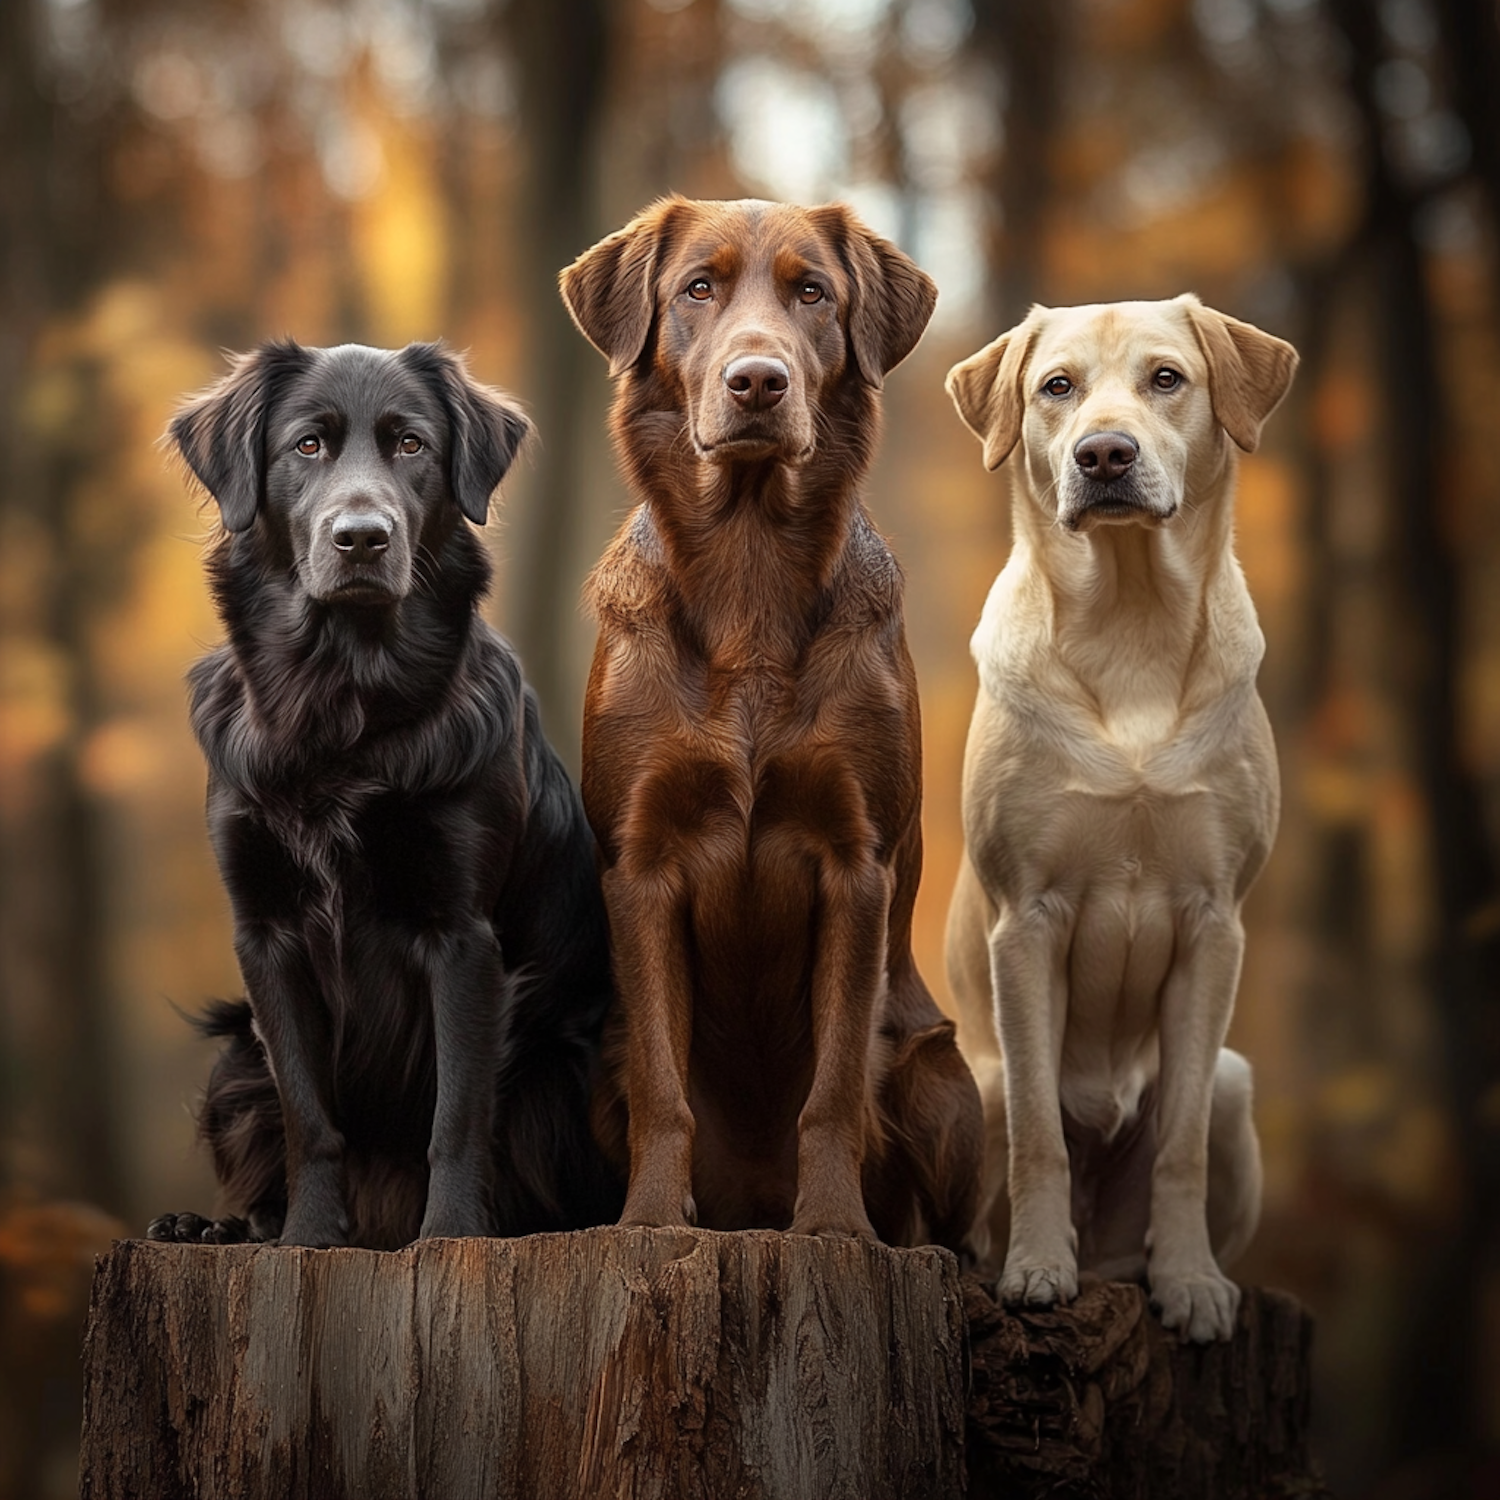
[149,340,620,1248]
[563,198,983,1249]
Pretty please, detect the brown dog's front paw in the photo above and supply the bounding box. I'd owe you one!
[618,1186,697,1229]
[791,1216,878,1242]
[790,1193,877,1241]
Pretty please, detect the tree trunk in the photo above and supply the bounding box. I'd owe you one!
[963,1277,1327,1500]
[80,1227,1325,1499]
[79,1227,967,1500]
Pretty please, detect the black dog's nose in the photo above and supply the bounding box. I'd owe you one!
[723,355,790,411]
[331,513,392,560]
[1073,431,1139,483]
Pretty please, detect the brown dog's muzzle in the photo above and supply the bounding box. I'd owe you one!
[697,338,814,461]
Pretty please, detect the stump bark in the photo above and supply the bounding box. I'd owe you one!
[80,1227,967,1500]
[81,1230,1326,1499]
[962,1275,1331,1499]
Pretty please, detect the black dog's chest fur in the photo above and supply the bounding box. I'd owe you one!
[194,613,524,1122]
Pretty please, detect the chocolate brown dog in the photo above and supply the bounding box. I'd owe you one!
[562,197,982,1247]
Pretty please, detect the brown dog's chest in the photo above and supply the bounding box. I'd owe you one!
[604,632,902,860]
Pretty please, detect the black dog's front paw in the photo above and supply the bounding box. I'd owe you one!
[146,1211,252,1244]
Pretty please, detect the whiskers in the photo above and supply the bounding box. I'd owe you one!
[411,541,441,596]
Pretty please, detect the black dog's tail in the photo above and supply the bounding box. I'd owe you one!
[197,995,257,1041]
[196,997,288,1239]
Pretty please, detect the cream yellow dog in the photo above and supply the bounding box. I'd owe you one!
[944,295,1297,1342]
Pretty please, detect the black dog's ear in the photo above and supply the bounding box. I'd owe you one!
[404,343,532,525]
[560,197,685,377]
[168,341,310,532]
[811,204,938,390]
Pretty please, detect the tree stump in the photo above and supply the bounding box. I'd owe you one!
[962,1275,1331,1499]
[79,1227,967,1500]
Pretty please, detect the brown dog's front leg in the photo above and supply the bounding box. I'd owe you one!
[791,859,889,1240]
[606,866,698,1229]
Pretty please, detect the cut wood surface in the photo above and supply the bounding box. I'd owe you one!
[80,1227,967,1500]
[963,1275,1331,1500]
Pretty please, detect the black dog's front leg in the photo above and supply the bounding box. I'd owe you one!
[234,924,348,1248]
[419,918,507,1239]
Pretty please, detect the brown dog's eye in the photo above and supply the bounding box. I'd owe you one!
[1042,376,1072,397]
[1153,367,1182,390]
[398,434,423,455]
[295,435,321,456]
[687,278,713,301]
[798,281,825,305]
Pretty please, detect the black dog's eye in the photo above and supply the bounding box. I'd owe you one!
[1153,367,1182,390]
[1042,375,1072,397]
[295,435,321,456]
[798,281,825,305]
[686,278,713,301]
[397,434,423,455]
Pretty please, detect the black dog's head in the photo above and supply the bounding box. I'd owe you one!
[169,341,530,606]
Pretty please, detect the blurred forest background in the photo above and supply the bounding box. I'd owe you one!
[1,0,1497,1494]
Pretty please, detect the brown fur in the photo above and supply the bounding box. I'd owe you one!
[561,197,982,1248]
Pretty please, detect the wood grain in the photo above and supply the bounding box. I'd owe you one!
[80,1227,967,1500]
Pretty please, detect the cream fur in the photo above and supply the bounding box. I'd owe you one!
[944,295,1295,1342]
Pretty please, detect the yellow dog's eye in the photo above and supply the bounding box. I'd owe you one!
[1154,367,1182,390]
[687,278,713,301]
[798,281,825,305]
[1042,375,1072,397]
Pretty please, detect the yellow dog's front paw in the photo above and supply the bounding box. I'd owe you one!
[1150,1265,1241,1342]
[999,1255,1078,1309]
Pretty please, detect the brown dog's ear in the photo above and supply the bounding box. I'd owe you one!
[560,198,684,377]
[816,205,938,388]
[945,312,1042,471]
[168,340,311,532]
[400,343,531,524]
[1179,295,1299,453]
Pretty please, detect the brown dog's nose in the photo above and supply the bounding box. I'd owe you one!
[332,513,392,560]
[723,355,789,411]
[1073,431,1139,483]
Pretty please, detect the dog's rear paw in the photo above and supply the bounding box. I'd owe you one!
[147,1212,252,1244]
[1150,1266,1240,1342]
[999,1257,1079,1308]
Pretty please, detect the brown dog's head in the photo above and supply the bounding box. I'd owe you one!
[946,295,1297,533]
[560,197,936,468]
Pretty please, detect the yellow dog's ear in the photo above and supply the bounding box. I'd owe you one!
[945,310,1044,471]
[560,197,688,377]
[1180,295,1299,453]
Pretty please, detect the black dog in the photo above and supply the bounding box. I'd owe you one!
[149,340,620,1248]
